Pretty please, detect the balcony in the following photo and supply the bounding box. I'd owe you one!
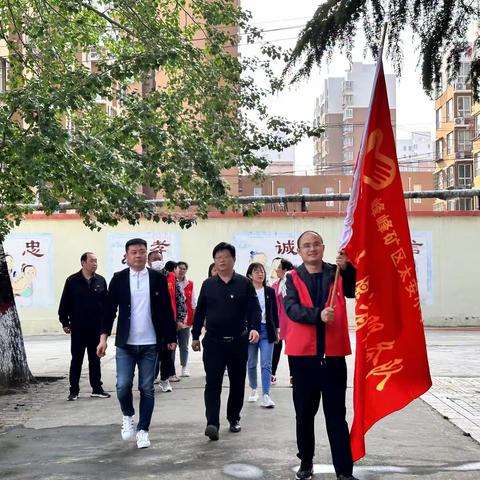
[343,81,353,93]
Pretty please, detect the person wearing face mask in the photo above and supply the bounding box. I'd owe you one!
[148,251,187,392]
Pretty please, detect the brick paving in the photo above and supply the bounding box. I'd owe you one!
[422,377,480,444]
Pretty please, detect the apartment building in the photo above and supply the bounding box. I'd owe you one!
[397,131,434,172]
[313,63,396,175]
[433,48,476,211]
[239,171,434,213]
[472,99,480,209]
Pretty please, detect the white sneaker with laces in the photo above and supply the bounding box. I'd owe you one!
[261,394,275,408]
[121,415,135,441]
[136,429,151,449]
[169,375,181,382]
[248,389,259,402]
[181,367,191,377]
[159,380,173,392]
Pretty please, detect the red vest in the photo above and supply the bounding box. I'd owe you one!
[167,272,177,320]
[184,280,194,326]
[285,269,351,357]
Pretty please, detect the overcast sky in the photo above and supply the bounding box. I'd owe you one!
[239,0,435,173]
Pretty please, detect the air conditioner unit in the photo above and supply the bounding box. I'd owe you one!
[457,151,465,159]
[456,82,465,90]
[455,117,466,125]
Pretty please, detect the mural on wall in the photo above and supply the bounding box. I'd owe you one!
[4,233,54,308]
[411,231,433,305]
[107,232,181,280]
[233,230,434,305]
[233,232,300,283]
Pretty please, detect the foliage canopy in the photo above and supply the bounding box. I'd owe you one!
[0,0,313,238]
[285,0,480,100]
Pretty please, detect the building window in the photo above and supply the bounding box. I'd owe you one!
[446,99,453,122]
[475,153,480,178]
[435,108,442,129]
[253,187,262,197]
[456,129,471,153]
[343,136,353,147]
[458,198,472,210]
[343,150,353,162]
[325,187,334,207]
[475,114,480,139]
[302,187,310,195]
[435,139,443,160]
[446,132,454,154]
[343,94,353,106]
[0,58,6,93]
[343,108,353,119]
[343,123,353,134]
[277,187,286,197]
[447,165,455,187]
[457,96,471,117]
[457,163,472,187]
[413,184,422,203]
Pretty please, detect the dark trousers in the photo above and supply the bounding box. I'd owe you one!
[69,331,102,395]
[154,344,176,381]
[272,340,283,376]
[289,355,353,477]
[202,333,248,428]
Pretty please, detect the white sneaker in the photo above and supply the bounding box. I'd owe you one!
[248,389,259,402]
[169,375,181,382]
[181,367,191,377]
[159,380,173,392]
[154,377,160,385]
[121,415,135,441]
[261,394,275,408]
[136,429,151,449]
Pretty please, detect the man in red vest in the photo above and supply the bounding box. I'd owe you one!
[284,231,358,480]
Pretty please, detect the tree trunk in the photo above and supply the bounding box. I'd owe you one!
[0,242,32,388]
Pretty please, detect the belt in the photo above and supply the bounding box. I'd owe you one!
[206,330,248,342]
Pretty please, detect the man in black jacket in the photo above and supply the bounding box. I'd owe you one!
[192,242,261,441]
[59,252,110,401]
[96,238,176,449]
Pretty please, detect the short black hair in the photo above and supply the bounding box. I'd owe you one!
[80,252,94,264]
[208,262,216,277]
[164,260,177,272]
[246,262,267,287]
[279,259,294,271]
[177,261,188,269]
[296,230,323,248]
[212,242,236,259]
[125,238,147,252]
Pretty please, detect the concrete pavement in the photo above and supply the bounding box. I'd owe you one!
[0,329,479,479]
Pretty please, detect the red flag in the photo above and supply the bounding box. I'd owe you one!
[339,57,432,461]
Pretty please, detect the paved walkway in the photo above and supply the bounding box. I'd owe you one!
[0,329,479,479]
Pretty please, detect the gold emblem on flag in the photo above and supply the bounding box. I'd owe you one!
[363,129,396,190]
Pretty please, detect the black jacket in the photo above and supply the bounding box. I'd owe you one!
[58,271,107,334]
[259,286,279,343]
[102,267,176,348]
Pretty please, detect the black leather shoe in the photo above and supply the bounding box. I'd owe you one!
[295,461,313,480]
[229,420,241,433]
[204,424,219,441]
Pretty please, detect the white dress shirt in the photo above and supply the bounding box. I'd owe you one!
[127,267,157,345]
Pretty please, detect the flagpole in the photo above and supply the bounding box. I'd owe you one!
[330,22,389,310]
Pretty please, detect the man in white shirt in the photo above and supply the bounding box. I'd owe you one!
[97,238,176,449]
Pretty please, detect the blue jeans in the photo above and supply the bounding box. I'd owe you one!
[176,327,190,367]
[116,344,157,431]
[247,323,274,396]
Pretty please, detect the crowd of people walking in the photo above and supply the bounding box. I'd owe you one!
[58,232,358,480]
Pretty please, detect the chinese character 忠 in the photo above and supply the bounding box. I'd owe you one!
[22,240,44,257]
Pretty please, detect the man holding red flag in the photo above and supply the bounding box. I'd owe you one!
[339,51,432,461]
[284,230,358,480]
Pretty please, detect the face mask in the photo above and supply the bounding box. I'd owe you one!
[150,260,164,271]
